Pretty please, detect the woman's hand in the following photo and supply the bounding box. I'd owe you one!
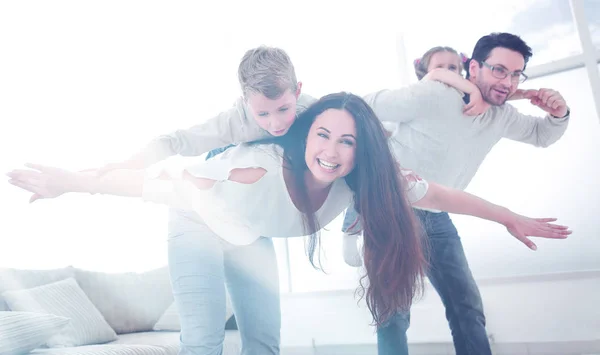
[504,214,571,250]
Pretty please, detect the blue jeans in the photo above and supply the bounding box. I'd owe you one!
[341,205,360,233]
[168,209,280,355]
[167,144,280,355]
[205,144,235,160]
[342,207,491,355]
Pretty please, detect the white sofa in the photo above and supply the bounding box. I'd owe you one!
[0,266,240,355]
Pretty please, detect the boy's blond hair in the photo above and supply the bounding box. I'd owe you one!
[237,46,298,99]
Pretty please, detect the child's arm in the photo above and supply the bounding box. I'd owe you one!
[81,98,264,175]
[90,94,317,174]
[423,68,490,116]
[423,68,478,96]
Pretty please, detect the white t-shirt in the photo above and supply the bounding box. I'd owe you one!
[142,143,429,245]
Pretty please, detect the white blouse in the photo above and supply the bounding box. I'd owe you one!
[142,143,429,245]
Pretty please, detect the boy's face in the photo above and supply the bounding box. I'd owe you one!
[246,84,302,136]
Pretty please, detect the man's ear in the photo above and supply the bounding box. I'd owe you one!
[295,82,302,98]
[468,60,480,80]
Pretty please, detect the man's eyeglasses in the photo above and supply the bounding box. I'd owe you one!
[481,61,528,83]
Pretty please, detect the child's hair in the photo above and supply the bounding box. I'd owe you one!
[237,46,298,100]
[413,46,468,80]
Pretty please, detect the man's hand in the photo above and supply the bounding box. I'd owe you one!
[508,89,537,101]
[514,88,569,118]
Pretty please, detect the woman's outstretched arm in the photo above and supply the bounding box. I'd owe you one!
[413,181,571,250]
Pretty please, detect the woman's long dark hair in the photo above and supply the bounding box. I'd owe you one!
[266,92,427,326]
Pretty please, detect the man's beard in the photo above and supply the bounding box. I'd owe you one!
[478,80,510,106]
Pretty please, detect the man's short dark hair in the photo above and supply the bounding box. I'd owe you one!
[467,32,533,78]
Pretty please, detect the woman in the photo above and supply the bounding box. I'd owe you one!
[7,92,570,355]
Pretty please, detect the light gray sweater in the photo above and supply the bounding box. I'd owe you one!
[363,81,569,190]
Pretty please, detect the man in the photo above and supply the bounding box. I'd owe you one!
[342,32,569,355]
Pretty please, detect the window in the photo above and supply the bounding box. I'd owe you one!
[504,0,581,66]
[583,0,600,50]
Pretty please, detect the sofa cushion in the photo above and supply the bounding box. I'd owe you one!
[2,278,117,347]
[110,332,180,355]
[30,343,169,355]
[0,266,75,311]
[74,266,174,334]
[151,302,180,332]
[113,331,241,355]
[28,332,241,355]
[0,311,70,355]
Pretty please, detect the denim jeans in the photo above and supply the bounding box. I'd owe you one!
[205,144,235,160]
[376,311,411,355]
[168,208,280,355]
[341,205,360,233]
[168,144,280,355]
[341,207,491,355]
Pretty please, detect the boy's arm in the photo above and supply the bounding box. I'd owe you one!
[94,93,317,173]
[154,93,317,158]
[99,98,266,172]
